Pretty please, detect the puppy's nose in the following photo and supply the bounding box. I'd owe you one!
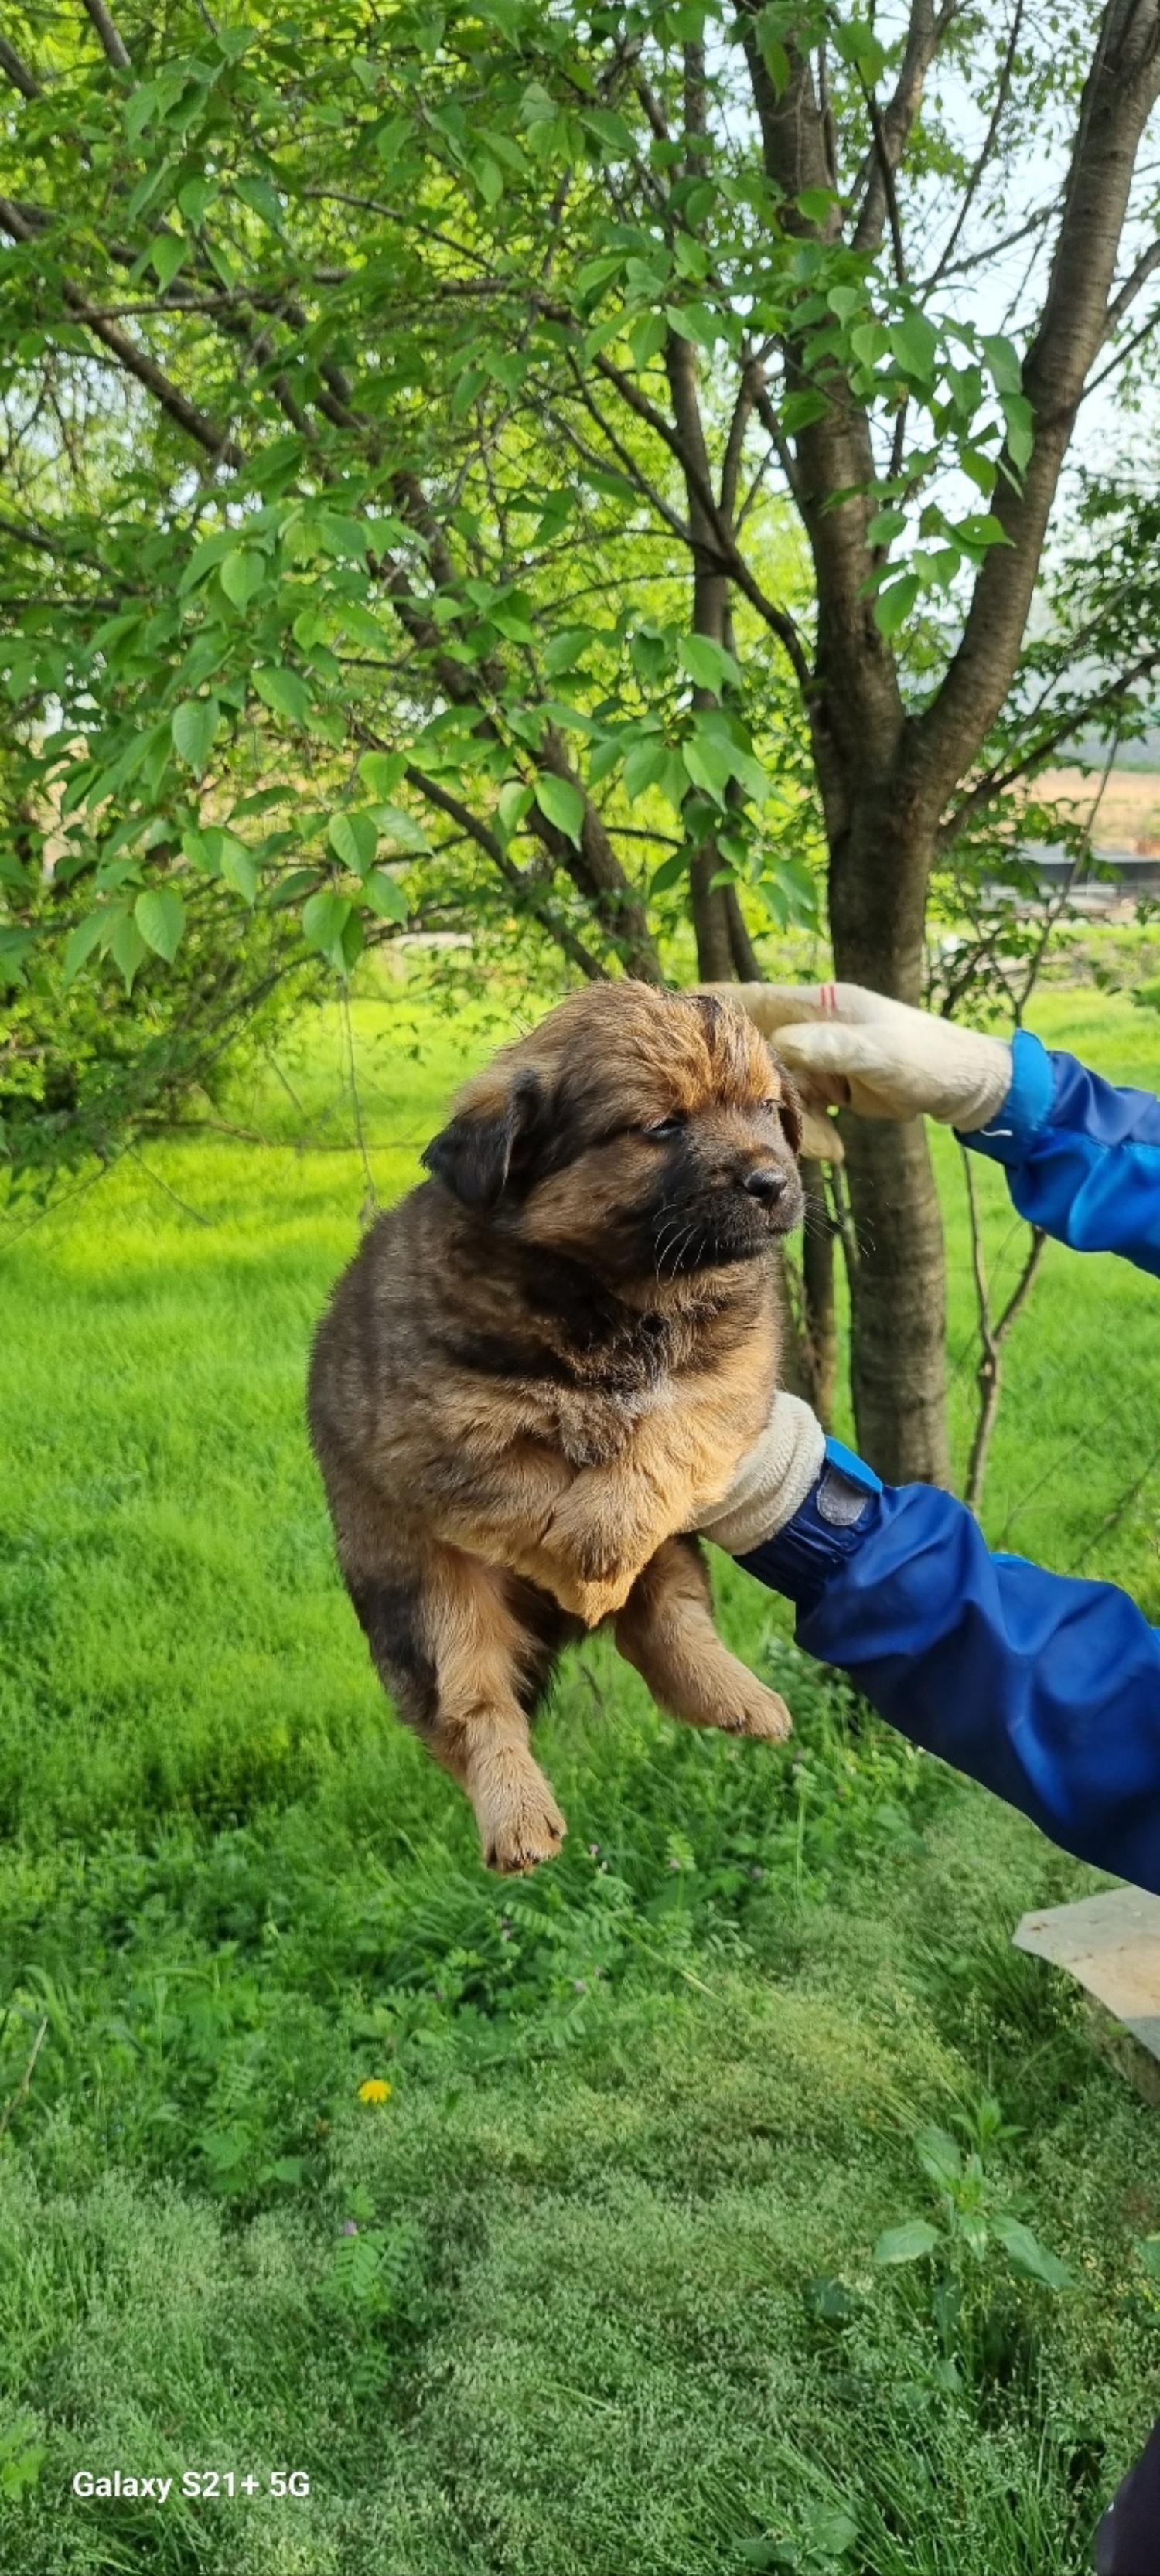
[740,1164,786,1205]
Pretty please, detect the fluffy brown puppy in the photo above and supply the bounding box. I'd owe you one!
[307,983,803,1873]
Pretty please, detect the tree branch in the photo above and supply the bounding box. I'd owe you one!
[855,75,908,279]
[739,12,905,802]
[960,1140,1046,1513]
[402,762,608,982]
[0,199,244,467]
[851,2,957,257]
[79,0,131,72]
[914,0,1160,807]
[1104,231,1160,332]
[545,312,810,684]
[926,0,1027,288]
[0,35,42,97]
[938,642,1160,846]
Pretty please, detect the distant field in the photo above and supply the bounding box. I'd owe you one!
[1034,765,1160,850]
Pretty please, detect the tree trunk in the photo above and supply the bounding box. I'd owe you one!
[828,799,950,1486]
[725,861,763,979]
[800,1160,838,1429]
[770,1241,812,1402]
[690,843,735,978]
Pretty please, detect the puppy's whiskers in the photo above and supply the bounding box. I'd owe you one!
[658,1217,699,1281]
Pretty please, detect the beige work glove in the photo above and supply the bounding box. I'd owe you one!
[698,1393,826,1555]
[726,982,1012,1132]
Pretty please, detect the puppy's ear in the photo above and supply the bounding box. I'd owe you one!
[422,1071,544,1211]
[772,1058,803,1158]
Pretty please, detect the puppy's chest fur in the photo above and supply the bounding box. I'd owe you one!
[433,1253,779,1504]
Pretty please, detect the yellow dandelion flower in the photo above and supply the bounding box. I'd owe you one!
[357,2077,391,2105]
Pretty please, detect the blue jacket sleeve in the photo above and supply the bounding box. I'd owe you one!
[963,1026,1160,1276]
[738,1454,1160,1895]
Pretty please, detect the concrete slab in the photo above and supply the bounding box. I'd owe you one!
[1014,1886,1160,2105]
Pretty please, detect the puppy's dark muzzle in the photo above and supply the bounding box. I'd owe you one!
[741,1164,787,1208]
[735,1159,803,1236]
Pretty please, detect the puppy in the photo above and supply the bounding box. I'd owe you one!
[307,983,804,1873]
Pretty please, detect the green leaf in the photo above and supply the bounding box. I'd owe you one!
[891,311,938,383]
[623,738,670,802]
[177,176,217,226]
[0,2416,46,2503]
[873,573,920,638]
[850,319,890,368]
[268,867,322,911]
[664,302,719,351]
[961,448,996,495]
[151,233,186,290]
[370,802,430,854]
[234,173,283,232]
[452,365,487,419]
[1001,392,1035,472]
[630,629,672,685]
[681,722,737,805]
[62,909,112,984]
[954,512,1012,552]
[496,779,533,840]
[982,331,1023,394]
[0,927,34,988]
[302,888,353,964]
[125,82,164,145]
[866,508,906,546]
[534,773,585,847]
[488,605,537,642]
[252,666,312,726]
[134,886,185,961]
[472,152,503,206]
[781,387,829,433]
[179,530,234,594]
[650,849,688,894]
[577,251,624,298]
[171,697,220,775]
[915,2127,963,2190]
[109,909,148,993]
[219,548,266,608]
[680,635,741,694]
[1136,2236,1160,2283]
[358,750,408,799]
[544,627,595,676]
[759,33,790,93]
[195,827,258,904]
[873,2220,940,2265]
[627,310,667,371]
[674,230,708,283]
[833,18,888,80]
[797,186,837,224]
[327,809,379,873]
[990,2216,1072,2289]
[363,866,408,922]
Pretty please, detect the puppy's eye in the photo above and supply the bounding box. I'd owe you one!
[642,1113,686,1141]
[759,1096,779,1116]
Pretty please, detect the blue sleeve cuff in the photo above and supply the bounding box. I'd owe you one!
[735,1436,882,1613]
[957,1027,1053,1167]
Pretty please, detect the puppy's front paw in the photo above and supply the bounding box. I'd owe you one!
[721,1678,793,1743]
[482,1775,568,1875]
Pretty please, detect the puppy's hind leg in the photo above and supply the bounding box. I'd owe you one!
[378,1550,568,1874]
[614,1535,792,1743]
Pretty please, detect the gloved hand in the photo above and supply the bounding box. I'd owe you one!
[722,981,1012,1131]
[698,1392,826,1556]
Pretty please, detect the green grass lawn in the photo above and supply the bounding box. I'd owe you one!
[0,970,1158,2574]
